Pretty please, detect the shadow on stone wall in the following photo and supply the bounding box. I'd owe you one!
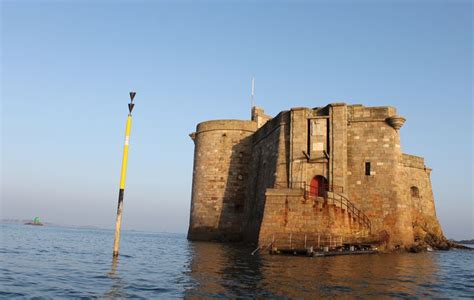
[242,124,285,244]
[216,135,254,242]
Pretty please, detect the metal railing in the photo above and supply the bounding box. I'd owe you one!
[273,181,306,189]
[305,183,344,196]
[274,181,344,194]
[270,232,343,250]
[303,184,371,234]
[272,181,371,234]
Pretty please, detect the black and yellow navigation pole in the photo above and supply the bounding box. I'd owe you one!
[113,92,136,258]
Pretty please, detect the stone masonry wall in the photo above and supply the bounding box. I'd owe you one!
[258,189,364,245]
[293,108,329,191]
[188,120,257,241]
[347,105,414,247]
[329,104,348,192]
[289,108,310,186]
[401,155,444,240]
[243,112,290,243]
[251,106,272,128]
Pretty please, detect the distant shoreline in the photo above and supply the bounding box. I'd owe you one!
[1,219,106,230]
[454,239,474,245]
[0,219,184,235]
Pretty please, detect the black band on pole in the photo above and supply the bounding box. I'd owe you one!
[117,189,124,209]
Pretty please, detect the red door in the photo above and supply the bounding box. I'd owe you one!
[310,176,327,197]
[310,177,320,197]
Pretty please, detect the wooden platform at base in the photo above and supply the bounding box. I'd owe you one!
[269,248,378,257]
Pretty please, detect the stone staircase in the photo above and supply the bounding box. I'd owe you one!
[302,185,372,237]
[258,183,373,250]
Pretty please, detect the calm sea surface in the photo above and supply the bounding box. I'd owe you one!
[1,223,473,299]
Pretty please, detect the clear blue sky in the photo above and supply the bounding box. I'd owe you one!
[1,0,472,239]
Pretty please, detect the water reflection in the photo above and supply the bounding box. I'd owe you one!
[104,257,126,299]
[0,225,471,298]
[186,242,444,298]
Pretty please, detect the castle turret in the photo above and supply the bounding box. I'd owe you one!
[251,106,272,128]
[188,120,257,241]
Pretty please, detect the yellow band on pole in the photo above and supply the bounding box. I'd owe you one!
[119,115,132,189]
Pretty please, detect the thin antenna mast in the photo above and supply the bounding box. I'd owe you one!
[251,77,255,108]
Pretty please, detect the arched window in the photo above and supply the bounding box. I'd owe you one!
[410,186,420,198]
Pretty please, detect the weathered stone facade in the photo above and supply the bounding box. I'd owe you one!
[188,103,445,250]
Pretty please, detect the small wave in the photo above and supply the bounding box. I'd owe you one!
[0,291,26,297]
[0,249,21,254]
[126,284,171,293]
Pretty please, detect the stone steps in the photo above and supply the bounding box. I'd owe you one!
[258,187,372,247]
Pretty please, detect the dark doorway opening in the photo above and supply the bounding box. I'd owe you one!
[310,175,328,197]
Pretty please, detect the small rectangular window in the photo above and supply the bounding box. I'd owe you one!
[365,162,371,176]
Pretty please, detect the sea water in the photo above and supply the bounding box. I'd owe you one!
[1,224,473,298]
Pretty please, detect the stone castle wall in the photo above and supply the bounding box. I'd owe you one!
[258,190,367,245]
[401,154,443,240]
[243,112,290,242]
[284,107,330,191]
[346,105,414,247]
[188,120,256,241]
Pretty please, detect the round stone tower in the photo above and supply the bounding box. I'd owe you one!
[188,120,257,241]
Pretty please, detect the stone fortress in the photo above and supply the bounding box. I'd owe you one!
[187,103,446,251]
